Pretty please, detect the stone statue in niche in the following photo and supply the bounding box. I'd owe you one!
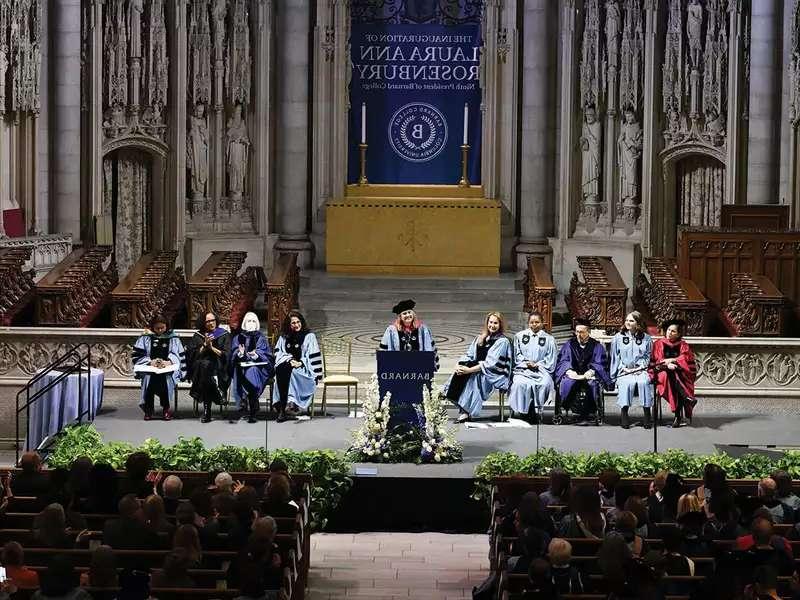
[128,0,144,58]
[226,103,249,200]
[187,103,209,199]
[618,108,642,207]
[581,106,602,206]
[605,0,621,71]
[213,0,227,53]
[687,0,703,69]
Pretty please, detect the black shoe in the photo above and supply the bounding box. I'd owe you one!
[248,413,257,424]
[620,407,630,430]
[671,416,682,428]
[277,412,287,423]
[643,407,652,429]
[201,415,212,423]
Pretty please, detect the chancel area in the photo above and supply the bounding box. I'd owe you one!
[1,1,800,599]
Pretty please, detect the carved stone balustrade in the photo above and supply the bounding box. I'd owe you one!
[566,256,628,333]
[0,234,73,280]
[187,251,265,328]
[635,257,710,335]
[35,246,118,327]
[722,273,786,337]
[110,252,186,329]
[523,257,556,332]
[265,253,300,336]
[0,249,36,325]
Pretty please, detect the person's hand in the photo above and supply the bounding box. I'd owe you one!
[1,580,18,595]
[526,361,538,370]
[248,351,258,359]
[586,369,595,380]
[146,470,164,490]
[291,360,303,368]
[566,369,578,380]
[667,363,677,370]
[232,480,246,494]
[455,365,468,376]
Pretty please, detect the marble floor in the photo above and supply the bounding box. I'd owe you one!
[306,532,489,600]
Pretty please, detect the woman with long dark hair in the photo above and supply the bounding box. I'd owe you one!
[610,311,653,429]
[186,311,230,423]
[229,312,274,423]
[272,310,322,422]
[650,319,697,428]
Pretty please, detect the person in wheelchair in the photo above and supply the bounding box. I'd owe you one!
[554,318,612,425]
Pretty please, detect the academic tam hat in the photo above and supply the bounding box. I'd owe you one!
[573,317,592,329]
[392,299,416,315]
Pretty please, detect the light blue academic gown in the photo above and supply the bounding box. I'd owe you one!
[379,324,440,371]
[271,333,323,410]
[131,333,186,408]
[507,329,557,414]
[442,335,512,418]
[610,331,654,408]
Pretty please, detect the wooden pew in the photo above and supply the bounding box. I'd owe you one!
[265,252,300,336]
[523,257,557,332]
[35,246,117,326]
[635,257,710,335]
[566,256,628,333]
[722,272,787,336]
[110,251,186,328]
[0,247,36,325]
[187,251,265,328]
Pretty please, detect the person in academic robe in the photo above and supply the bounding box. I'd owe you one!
[379,299,439,371]
[229,312,274,424]
[650,319,697,428]
[442,311,512,423]
[507,311,557,422]
[554,318,612,425]
[272,310,323,422]
[131,314,186,421]
[610,311,654,430]
[186,311,230,423]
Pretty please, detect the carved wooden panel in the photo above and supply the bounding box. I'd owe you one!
[0,248,36,325]
[187,251,264,327]
[523,257,556,332]
[722,273,786,337]
[565,256,628,334]
[265,252,299,336]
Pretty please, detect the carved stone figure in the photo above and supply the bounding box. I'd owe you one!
[187,104,209,199]
[581,107,602,204]
[618,108,642,205]
[580,0,602,110]
[189,0,212,106]
[226,0,251,106]
[213,0,227,54]
[128,0,144,58]
[605,0,621,71]
[687,0,703,69]
[226,104,250,199]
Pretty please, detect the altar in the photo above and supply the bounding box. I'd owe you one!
[326,185,501,275]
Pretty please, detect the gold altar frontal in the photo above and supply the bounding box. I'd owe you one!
[326,185,501,275]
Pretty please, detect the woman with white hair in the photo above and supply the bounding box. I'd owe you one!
[229,311,274,423]
[272,310,322,422]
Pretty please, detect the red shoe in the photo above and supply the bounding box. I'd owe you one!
[144,414,152,421]
[163,409,173,421]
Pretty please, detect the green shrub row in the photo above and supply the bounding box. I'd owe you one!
[47,425,352,531]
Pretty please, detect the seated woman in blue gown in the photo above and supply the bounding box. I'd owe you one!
[229,311,274,424]
[379,299,439,371]
[442,311,511,423]
[272,310,323,422]
[609,310,653,430]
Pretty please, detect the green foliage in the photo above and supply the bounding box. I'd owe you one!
[472,447,800,507]
[47,425,352,532]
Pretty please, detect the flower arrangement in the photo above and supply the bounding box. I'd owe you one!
[348,376,462,464]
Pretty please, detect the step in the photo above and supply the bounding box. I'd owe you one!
[300,273,522,291]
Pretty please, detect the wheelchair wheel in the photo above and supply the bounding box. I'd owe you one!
[552,413,563,426]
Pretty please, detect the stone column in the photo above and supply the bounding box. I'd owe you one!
[746,0,781,204]
[36,0,49,234]
[50,0,82,240]
[168,0,188,259]
[515,0,557,270]
[641,0,663,257]
[725,0,746,205]
[274,0,313,266]
[779,0,794,205]
[253,0,274,241]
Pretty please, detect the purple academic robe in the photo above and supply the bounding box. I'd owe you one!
[229,330,274,409]
[554,337,612,407]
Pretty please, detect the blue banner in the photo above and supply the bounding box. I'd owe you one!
[376,350,436,431]
[348,23,482,185]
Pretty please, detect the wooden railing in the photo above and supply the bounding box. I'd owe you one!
[35,246,117,327]
[0,248,35,325]
[187,251,265,328]
[110,251,186,328]
[722,272,786,336]
[522,257,556,332]
[266,252,300,336]
[566,256,628,333]
[635,257,710,335]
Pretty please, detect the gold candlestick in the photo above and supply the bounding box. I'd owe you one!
[358,143,368,185]
[458,144,471,187]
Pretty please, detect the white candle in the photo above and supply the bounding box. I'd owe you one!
[361,102,366,144]
[463,103,469,145]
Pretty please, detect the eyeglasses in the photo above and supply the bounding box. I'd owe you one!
[205,319,217,324]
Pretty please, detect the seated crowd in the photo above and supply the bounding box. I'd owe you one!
[0,450,303,600]
[490,463,800,599]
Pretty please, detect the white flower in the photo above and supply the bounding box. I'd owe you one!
[383,453,389,458]
[434,454,442,462]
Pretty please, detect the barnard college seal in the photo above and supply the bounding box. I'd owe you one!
[388,102,448,162]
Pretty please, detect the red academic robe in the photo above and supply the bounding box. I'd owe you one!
[649,338,697,416]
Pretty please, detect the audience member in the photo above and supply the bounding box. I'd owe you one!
[261,474,299,519]
[39,468,70,508]
[33,504,73,549]
[624,495,652,539]
[598,469,621,508]
[151,550,196,588]
[118,452,154,499]
[214,472,234,494]
[659,526,694,576]
[162,475,184,515]
[757,477,794,524]
[695,463,729,510]
[743,516,794,575]
[677,510,712,557]
[703,490,744,540]
[67,457,93,501]
[771,469,800,513]
[228,497,258,549]
[143,494,175,543]
[31,554,92,600]
[514,491,556,539]
[81,463,118,514]
[676,492,702,519]
[547,538,583,595]
[597,536,635,597]
[11,451,49,497]
[508,526,550,574]
[173,524,203,567]
[190,488,213,521]
[79,545,118,588]
[521,558,557,600]
[0,541,39,589]
[646,470,670,523]
[608,510,646,557]
[606,484,634,528]
[558,486,606,539]
[102,494,159,550]
[236,485,261,514]
[539,468,572,508]
[227,517,283,593]
[736,509,793,556]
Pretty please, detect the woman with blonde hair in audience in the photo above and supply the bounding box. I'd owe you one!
[173,524,203,568]
[676,492,702,519]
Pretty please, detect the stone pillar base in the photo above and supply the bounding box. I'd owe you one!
[274,236,315,269]
[514,239,553,272]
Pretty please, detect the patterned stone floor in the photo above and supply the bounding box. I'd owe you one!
[306,532,489,600]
